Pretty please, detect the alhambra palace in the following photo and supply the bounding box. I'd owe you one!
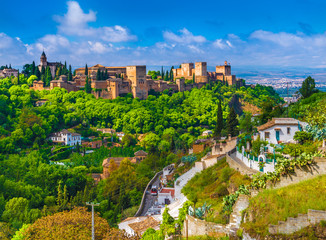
[33,53,244,99]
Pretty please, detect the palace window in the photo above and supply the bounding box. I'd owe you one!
[287,127,291,134]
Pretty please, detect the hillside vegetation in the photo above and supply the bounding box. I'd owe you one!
[182,158,251,224]
[242,174,326,236]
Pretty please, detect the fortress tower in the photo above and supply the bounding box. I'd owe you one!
[216,61,231,76]
[195,62,208,83]
[126,66,148,99]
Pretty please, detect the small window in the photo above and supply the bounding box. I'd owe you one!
[265,132,270,139]
[287,127,291,134]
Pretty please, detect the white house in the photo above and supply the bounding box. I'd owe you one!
[48,129,81,146]
[256,118,308,145]
[202,130,213,136]
[161,164,174,186]
[157,188,175,205]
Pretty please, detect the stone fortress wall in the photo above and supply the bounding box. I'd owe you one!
[32,53,244,100]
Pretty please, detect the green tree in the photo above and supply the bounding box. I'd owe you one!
[227,107,239,137]
[45,67,52,87]
[96,69,100,80]
[84,64,88,76]
[85,76,92,93]
[68,65,72,81]
[164,70,169,81]
[214,100,223,138]
[299,76,316,99]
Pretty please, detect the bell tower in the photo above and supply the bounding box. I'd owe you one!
[40,51,47,67]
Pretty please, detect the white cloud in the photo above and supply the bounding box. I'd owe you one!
[250,30,304,47]
[163,28,206,44]
[54,1,136,42]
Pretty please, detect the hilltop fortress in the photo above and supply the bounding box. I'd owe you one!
[33,53,243,99]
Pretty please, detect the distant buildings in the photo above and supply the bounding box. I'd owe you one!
[32,52,243,100]
[48,129,81,146]
[0,68,18,78]
[39,51,63,78]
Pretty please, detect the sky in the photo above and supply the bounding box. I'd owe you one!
[2,0,326,69]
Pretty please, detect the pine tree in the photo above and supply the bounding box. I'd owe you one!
[299,76,316,98]
[214,100,223,139]
[85,64,88,76]
[227,107,239,137]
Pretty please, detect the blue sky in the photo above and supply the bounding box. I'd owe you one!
[2,0,326,69]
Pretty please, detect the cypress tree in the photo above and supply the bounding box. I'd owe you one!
[68,65,72,81]
[96,69,100,80]
[63,185,68,209]
[85,64,88,76]
[161,66,164,78]
[170,66,174,81]
[9,64,11,69]
[31,61,35,76]
[17,70,20,85]
[57,181,63,206]
[164,70,169,81]
[41,66,45,76]
[104,69,108,80]
[45,67,52,86]
[193,73,195,84]
[214,100,223,139]
[35,67,41,79]
[227,107,239,137]
[85,76,92,93]
[55,67,60,79]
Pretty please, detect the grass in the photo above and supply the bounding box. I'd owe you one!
[242,174,326,236]
[182,158,251,224]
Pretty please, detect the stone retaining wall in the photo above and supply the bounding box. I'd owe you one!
[134,171,162,217]
[271,157,326,189]
[269,209,326,234]
[182,215,228,236]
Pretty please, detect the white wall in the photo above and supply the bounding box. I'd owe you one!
[259,125,300,145]
[236,151,275,173]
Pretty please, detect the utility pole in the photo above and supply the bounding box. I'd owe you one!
[86,202,100,240]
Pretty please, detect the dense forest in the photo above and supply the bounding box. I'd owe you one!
[0,73,284,239]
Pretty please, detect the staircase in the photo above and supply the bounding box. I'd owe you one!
[227,195,250,235]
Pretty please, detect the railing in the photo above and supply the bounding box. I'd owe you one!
[134,170,163,217]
